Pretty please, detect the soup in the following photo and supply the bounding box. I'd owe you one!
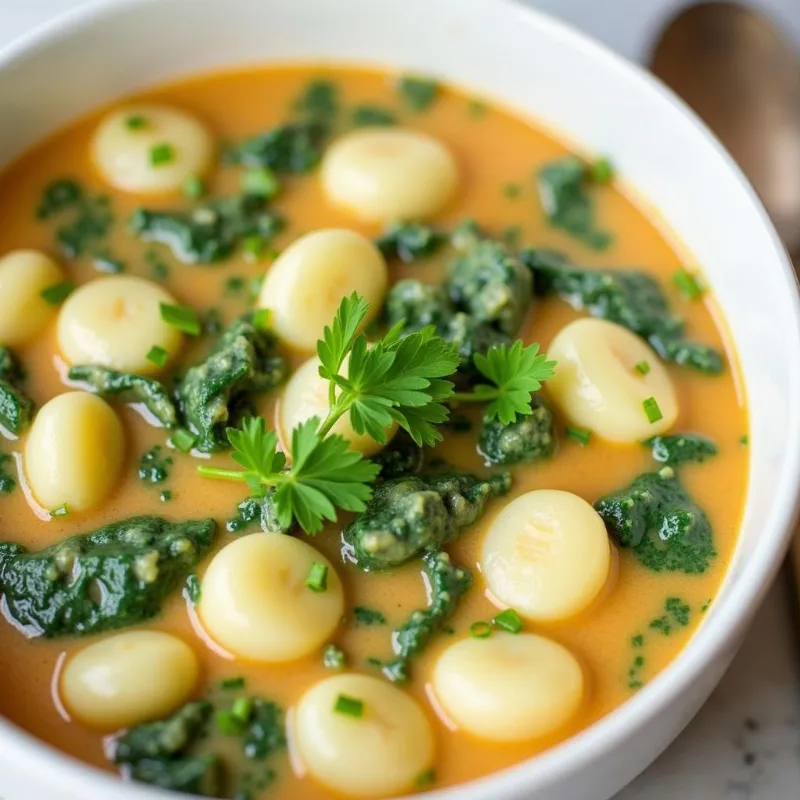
[0,65,747,799]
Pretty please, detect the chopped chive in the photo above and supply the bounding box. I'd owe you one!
[215,709,245,736]
[171,427,197,453]
[125,113,148,130]
[493,608,523,634]
[503,182,521,199]
[241,234,265,261]
[50,504,69,518]
[183,174,206,199]
[160,302,201,335]
[333,694,364,718]
[634,360,651,375]
[146,345,168,367]
[221,677,246,690]
[588,156,615,184]
[673,268,704,301]
[252,308,272,331]
[242,167,280,199]
[231,697,253,723]
[150,142,175,166]
[566,426,591,446]
[469,621,492,639]
[306,562,328,593]
[643,397,663,424]
[40,281,75,305]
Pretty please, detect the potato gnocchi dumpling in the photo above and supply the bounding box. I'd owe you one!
[24,392,124,513]
[60,630,198,731]
[481,489,611,622]
[91,104,213,195]
[321,128,458,222]
[295,673,435,797]
[57,275,183,374]
[432,632,584,741]
[199,533,344,662]
[257,229,387,351]
[0,249,64,347]
[278,356,397,456]
[547,318,679,443]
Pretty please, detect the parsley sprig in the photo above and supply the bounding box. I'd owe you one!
[449,341,557,424]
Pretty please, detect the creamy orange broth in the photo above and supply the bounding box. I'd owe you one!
[0,65,747,797]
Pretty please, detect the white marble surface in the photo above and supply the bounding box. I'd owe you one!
[0,1,799,798]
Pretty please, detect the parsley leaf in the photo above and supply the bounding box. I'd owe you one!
[317,293,370,387]
[451,341,557,424]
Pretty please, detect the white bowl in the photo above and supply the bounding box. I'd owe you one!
[1,1,799,799]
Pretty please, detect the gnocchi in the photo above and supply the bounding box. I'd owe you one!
[199,533,344,662]
[295,673,435,797]
[257,229,388,351]
[91,104,214,195]
[321,128,458,222]
[24,392,124,513]
[57,275,183,374]
[481,489,611,622]
[60,631,198,730]
[432,633,584,741]
[546,318,679,443]
[0,250,64,347]
[278,356,397,456]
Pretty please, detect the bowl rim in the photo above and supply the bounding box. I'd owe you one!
[1,1,799,799]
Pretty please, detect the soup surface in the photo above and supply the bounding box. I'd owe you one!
[0,65,747,799]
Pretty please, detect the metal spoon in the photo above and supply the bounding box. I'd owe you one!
[650,1,800,592]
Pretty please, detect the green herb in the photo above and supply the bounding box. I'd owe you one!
[241,167,280,199]
[93,251,125,274]
[242,235,265,260]
[502,224,523,248]
[383,552,472,682]
[323,644,346,669]
[150,142,175,166]
[306,562,328,592]
[352,606,387,626]
[146,345,169,368]
[185,573,201,605]
[160,490,172,502]
[226,121,329,173]
[351,104,398,126]
[566,426,592,446]
[69,365,178,429]
[146,249,170,281]
[183,174,206,199]
[294,80,339,122]
[252,308,272,330]
[138,446,173,484]
[416,769,437,791]
[537,156,612,250]
[160,303,201,335]
[631,634,644,647]
[740,434,749,445]
[232,698,253,724]
[0,348,34,435]
[470,621,492,638]
[450,341,556,424]
[0,516,215,637]
[333,695,364,718]
[172,428,197,453]
[397,75,440,111]
[649,597,692,635]
[216,710,245,736]
[503,183,521,199]
[221,677,246,691]
[643,397,663,423]
[376,221,446,263]
[225,276,246,296]
[50,504,69,518]
[493,608,523,633]
[40,281,75,305]
[646,433,718,466]
[125,114,148,130]
[478,395,556,465]
[673,268,705,301]
[0,454,16,495]
[588,156,615,184]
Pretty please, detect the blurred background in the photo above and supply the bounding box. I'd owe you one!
[1,1,799,797]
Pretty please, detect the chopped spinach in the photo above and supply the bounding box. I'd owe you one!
[478,395,556,465]
[226,121,329,173]
[226,489,288,535]
[243,699,286,760]
[0,516,215,637]
[0,347,34,435]
[594,470,715,574]
[138,446,172,484]
[68,365,178,429]
[649,597,692,634]
[376,222,446,263]
[130,195,284,265]
[397,75,440,111]
[646,434,718,467]
[383,551,472,682]
[371,431,425,480]
[343,471,511,570]
[125,757,221,796]
[0,453,16,495]
[185,572,201,605]
[352,606,387,626]
[523,248,725,374]
[294,80,340,123]
[37,178,114,258]
[352,104,397,126]
[177,314,286,452]
[537,156,612,250]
